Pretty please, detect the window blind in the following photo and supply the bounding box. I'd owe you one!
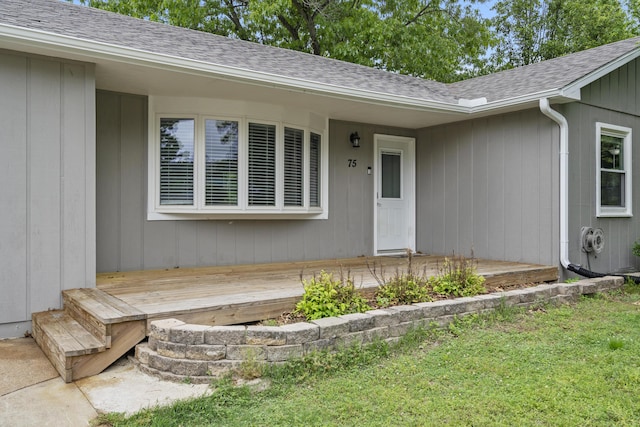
[205,119,238,206]
[309,132,321,207]
[159,118,194,205]
[284,127,304,206]
[248,122,276,206]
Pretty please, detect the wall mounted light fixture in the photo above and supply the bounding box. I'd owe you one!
[350,132,361,148]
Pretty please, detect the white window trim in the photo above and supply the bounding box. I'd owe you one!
[596,122,632,217]
[148,112,328,220]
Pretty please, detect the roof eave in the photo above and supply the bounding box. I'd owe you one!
[466,89,579,115]
[561,47,640,97]
[0,23,470,114]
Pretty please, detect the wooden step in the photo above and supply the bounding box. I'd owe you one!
[32,310,147,383]
[32,310,106,382]
[69,319,146,382]
[63,288,146,348]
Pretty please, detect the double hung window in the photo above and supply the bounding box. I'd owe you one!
[596,122,632,217]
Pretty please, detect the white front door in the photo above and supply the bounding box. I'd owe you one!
[374,134,416,255]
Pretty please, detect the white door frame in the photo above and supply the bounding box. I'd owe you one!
[373,134,416,255]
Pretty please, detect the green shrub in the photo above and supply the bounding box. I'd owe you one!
[295,271,371,320]
[370,249,432,307]
[376,275,432,307]
[430,255,486,297]
[633,240,640,257]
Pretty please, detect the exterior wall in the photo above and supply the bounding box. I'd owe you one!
[0,50,96,338]
[416,109,559,266]
[560,57,640,273]
[95,90,416,272]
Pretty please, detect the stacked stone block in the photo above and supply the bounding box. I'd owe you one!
[135,277,622,383]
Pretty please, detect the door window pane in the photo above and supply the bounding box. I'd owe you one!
[381,152,401,198]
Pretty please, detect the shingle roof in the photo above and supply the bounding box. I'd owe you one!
[0,0,455,103]
[449,37,640,102]
[2,0,640,107]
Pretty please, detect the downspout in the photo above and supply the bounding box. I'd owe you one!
[539,99,640,282]
[539,98,571,270]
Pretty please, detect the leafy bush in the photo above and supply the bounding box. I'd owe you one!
[633,240,640,257]
[430,255,486,297]
[370,249,432,307]
[376,275,432,307]
[295,271,371,320]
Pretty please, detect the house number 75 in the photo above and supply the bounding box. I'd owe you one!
[348,159,357,168]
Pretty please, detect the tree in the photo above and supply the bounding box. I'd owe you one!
[77,0,494,82]
[491,0,636,69]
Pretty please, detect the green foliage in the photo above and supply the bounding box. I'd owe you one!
[372,251,432,307]
[609,338,625,350]
[492,0,636,69]
[447,313,480,337]
[632,240,640,257]
[565,277,580,283]
[295,271,371,320]
[271,340,391,382]
[237,348,265,380]
[375,275,432,307]
[430,255,486,297]
[78,0,493,82]
[77,0,640,81]
[101,292,640,426]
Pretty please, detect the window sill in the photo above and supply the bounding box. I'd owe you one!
[596,209,632,218]
[147,210,328,221]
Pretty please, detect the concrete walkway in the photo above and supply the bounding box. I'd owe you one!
[0,338,211,426]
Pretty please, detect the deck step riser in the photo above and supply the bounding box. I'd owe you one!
[33,287,147,383]
[63,293,111,348]
[70,320,146,381]
[32,314,73,382]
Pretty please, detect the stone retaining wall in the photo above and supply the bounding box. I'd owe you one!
[134,277,623,383]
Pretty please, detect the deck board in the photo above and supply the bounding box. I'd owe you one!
[97,256,558,328]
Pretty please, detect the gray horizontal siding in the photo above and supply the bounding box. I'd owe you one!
[95,91,416,272]
[416,109,559,266]
[0,50,95,338]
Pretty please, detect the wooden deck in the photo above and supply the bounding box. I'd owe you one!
[34,255,557,382]
[97,256,559,329]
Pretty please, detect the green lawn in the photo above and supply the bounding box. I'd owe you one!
[99,290,640,427]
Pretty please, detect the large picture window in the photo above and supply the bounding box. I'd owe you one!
[151,114,325,219]
[596,122,632,217]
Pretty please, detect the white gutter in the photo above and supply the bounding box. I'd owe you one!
[0,24,470,114]
[0,23,581,117]
[539,98,570,269]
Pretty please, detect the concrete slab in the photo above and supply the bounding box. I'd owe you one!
[0,378,98,427]
[0,337,212,426]
[75,357,211,416]
[0,337,58,396]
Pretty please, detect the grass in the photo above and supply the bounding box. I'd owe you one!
[96,289,640,427]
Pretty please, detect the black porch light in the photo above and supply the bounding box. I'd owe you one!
[350,132,361,148]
